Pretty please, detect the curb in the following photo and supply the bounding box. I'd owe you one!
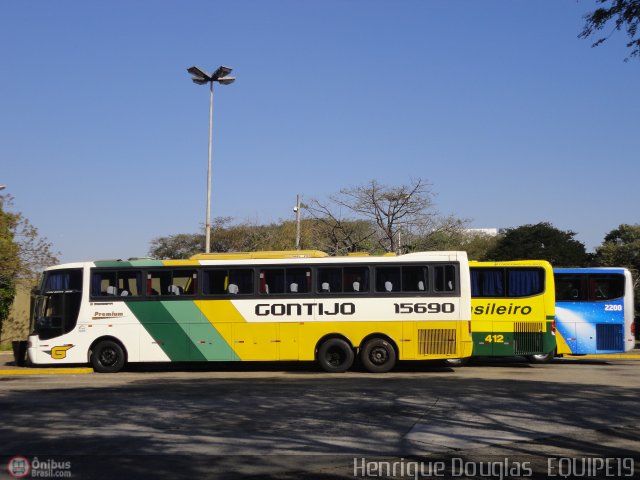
[563,354,640,360]
[0,368,94,375]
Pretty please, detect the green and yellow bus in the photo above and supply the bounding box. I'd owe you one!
[27,250,473,373]
[447,260,556,364]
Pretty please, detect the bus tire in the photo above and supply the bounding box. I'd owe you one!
[317,338,354,373]
[526,351,555,364]
[444,357,469,367]
[90,340,126,373]
[360,338,397,373]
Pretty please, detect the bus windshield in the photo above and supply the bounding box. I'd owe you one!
[31,269,83,340]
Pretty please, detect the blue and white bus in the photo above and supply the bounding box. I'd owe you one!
[554,268,635,355]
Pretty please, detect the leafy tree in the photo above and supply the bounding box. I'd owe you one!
[422,228,500,261]
[580,0,640,60]
[595,224,640,269]
[594,224,640,323]
[150,217,323,258]
[485,222,591,266]
[149,233,205,259]
[0,194,58,344]
[0,198,20,332]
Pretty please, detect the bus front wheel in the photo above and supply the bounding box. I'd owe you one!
[527,351,555,364]
[317,338,354,373]
[90,340,126,373]
[360,338,397,373]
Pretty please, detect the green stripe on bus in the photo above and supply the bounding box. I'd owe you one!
[162,301,239,361]
[127,301,206,361]
[546,316,555,320]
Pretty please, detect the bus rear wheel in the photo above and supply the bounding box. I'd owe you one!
[91,340,126,373]
[317,338,354,373]
[526,351,555,364]
[360,338,397,373]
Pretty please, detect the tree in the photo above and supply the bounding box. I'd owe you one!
[422,228,500,261]
[580,0,640,60]
[0,194,58,344]
[594,224,640,312]
[595,224,640,269]
[304,198,377,255]
[149,233,205,259]
[0,199,20,332]
[485,222,591,266]
[307,178,468,254]
[149,217,321,258]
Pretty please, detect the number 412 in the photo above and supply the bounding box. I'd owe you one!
[484,334,504,343]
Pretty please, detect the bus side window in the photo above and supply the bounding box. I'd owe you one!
[148,271,171,296]
[260,269,285,294]
[91,271,117,297]
[375,267,400,293]
[345,267,369,293]
[170,270,197,296]
[317,267,341,293]
[401,266,427,293]
[229,269,253,295]
[434,265,456,292]
[287,268,311,294]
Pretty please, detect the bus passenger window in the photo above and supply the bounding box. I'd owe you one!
[402,266,428,293]
[317,268,341,293]
[375,267,400,293]
[260,269,285,294]
[507,269,543,297]
[434,265,456,292]
[345,267,369,293]
[118,271,142,296]
[287,268,311,294]
[148,271,171,296]
[204,269,254,295]
[170,270,197,295]
[589,275,625,301]
[92,272,117,296]
[229,269,253,294]
[204,270,228,294]
[555,275,587,301]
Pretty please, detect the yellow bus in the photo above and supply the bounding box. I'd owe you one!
[27,250,473,373]
[448,260,556,364]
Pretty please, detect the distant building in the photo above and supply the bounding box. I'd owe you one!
[466,228,499,236]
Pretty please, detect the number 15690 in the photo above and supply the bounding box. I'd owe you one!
[394,302,455,314]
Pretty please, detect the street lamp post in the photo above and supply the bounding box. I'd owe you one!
[187,65,235,253]
[293,194,302,250]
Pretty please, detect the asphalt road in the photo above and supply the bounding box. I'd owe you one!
[1,355,639,479]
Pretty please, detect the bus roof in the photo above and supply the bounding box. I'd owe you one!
[553,267,630,275]
[470,260,552,268]
[46,251,469,270]
[190,250,329,260]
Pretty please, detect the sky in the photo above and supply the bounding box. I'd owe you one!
[1,0,638,263]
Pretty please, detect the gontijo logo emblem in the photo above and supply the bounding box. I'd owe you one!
[50,345,74,359]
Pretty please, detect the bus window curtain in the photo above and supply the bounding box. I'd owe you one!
[472,270,504,297]
[91,274,102,296]
[46,272,70,291]
[508,270,541,296]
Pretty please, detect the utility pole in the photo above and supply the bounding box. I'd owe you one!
[294,194,301,250]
